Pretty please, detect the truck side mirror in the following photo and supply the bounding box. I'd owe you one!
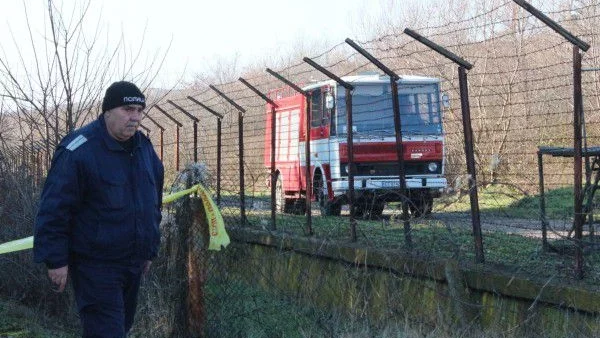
[325,92,335,109]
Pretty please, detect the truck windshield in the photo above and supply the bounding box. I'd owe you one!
[336,82,443,137]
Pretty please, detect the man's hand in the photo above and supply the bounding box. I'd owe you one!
[143,260,152,276]
[48,266,68,293]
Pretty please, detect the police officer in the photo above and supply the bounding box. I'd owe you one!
[34,81,164,337]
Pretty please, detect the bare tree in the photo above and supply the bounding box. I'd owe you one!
[0,0,170,153]
[0,0,172,317]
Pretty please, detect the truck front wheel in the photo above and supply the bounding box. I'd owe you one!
[315,173,341,216]
[409,194,433,217]
[353,201,385,219]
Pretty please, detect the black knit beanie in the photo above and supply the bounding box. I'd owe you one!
[101,81,146,113]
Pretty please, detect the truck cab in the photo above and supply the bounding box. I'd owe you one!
[265,73,446,218]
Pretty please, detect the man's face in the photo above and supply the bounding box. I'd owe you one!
[104,104,144,141]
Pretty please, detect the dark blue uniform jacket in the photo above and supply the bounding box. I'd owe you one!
[34,116,164,268]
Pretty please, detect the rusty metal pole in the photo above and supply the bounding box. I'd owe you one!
[217,118,222,206]
[390,79,411,246]
[513,0,591,279]
[302,57,356,240]
[160,129,164,161]
[403,29,483,262]
[142,110,166,162]
[176,126,180,172]
[458,66,484,264]
[193,121,198,163]
[185,97,222,205]
[153,104,182,169]
[238,77,279,230]
[208,85,247,226]
[573,46,584,279]
[305,94,312,234]
[238,111,246,226]
[265,68,312,235]
[187,197,208,336]
[186,96,224,206]
[538,150,548,251]
[270,107,277,229]
[345,88,357,241]
[167,100,200,165]
[345,38,411,245]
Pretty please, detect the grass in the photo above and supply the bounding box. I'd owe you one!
[0,300,76,338]
[434,184,599,220]
[248,215,600,284]
[203,265,474,338]
[231,184,600,286]
[4,183,599,337]
[205,277,334,337]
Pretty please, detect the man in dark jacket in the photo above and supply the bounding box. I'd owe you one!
[34,81,164,337]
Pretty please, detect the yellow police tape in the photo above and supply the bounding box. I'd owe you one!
[0,236,33,255]
[0,183,229,255]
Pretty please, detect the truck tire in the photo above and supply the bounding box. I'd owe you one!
[352,204,366,218]
[315,173,341,216]
[409,195,433,217]
[370,202,385,218]
[291,198,307,215]
[353,202,384,219]
[320,199,341,217]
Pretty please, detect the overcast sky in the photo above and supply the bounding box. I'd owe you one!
[1,0,397,88]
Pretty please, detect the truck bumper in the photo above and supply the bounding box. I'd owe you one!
[332,177,447,192]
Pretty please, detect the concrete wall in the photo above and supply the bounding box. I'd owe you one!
[223,227,600,337]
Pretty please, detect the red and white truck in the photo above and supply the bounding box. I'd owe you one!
[265,73,447,218]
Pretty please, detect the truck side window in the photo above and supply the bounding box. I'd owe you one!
[310,89,323,128]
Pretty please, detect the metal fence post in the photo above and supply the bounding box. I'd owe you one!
[238,77,279,231]
[143,112,165,162]
[403,28,483,262]
[537,151,548,251]
[209,85,247,226]
[345,38,412,246]
[266,68,313,235]
[513,0,591,279]
[187,96,224,207]
[153,104,184,171]
[302,57,357,241]
[168,100,200,164]
[573,46,584,279]
[458,66,484,264]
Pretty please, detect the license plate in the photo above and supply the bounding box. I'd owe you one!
[380,181,399,188]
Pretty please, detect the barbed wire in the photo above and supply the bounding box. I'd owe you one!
[6,1,600,287]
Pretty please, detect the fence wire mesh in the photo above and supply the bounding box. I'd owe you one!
[4,1,600,336]
[127,1,600,283]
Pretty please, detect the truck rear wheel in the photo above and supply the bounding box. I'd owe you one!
[276,175,294,213]
[291,198,307,215]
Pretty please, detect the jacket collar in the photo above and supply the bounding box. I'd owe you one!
[98,115,141,152]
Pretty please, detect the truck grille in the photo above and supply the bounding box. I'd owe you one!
[340,161,442,177]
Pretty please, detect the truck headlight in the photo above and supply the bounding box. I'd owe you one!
[428,162,438,172]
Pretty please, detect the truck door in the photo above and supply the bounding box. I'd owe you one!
[309,86,330,140]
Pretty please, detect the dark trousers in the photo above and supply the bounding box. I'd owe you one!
[71,261,143,338]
